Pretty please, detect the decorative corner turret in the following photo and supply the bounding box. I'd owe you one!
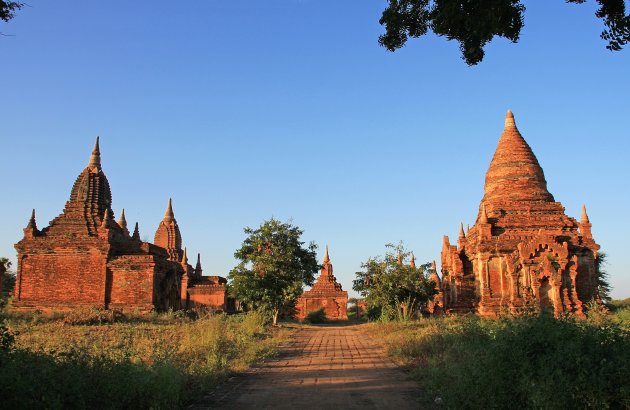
[23,209,39,239]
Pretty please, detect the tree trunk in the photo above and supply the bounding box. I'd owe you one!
[272,308,280,326]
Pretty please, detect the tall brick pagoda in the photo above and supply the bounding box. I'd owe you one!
[13,138,230,312]
[295,246,348,320]
[438,111,600,317]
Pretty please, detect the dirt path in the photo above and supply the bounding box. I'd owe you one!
[190,324,423,409]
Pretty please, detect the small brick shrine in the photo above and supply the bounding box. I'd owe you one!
[295,246,348,320]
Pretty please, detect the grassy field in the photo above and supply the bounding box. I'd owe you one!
[365,306,630,409]
[0,306,294,409]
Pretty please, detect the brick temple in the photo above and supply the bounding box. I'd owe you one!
[295,246,348,320]
[437,111,600,317]
[13,138,231,312]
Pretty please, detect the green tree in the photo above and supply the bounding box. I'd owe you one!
[228,218,319,325]
[353,243,436,321]
[379,0,630,65]
[0,258,13,299]
[0,1,22,23]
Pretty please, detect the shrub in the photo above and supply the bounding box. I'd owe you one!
[304,308,327,324]
[62,306,124,326]
[371,315,630,409]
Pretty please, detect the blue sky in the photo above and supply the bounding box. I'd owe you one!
[1,1,629,298]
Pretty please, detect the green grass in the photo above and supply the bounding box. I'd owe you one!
[365,312,630,409]
[0,308,293,409]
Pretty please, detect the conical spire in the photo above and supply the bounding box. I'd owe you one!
[459,222,466,238]
[26,209,37,230]
[101,208,111,228]
[323,244,330,263]
[410,253,416,269]
[483,111,553,204]
[581,204,590,223]
[118,208,128,230]
[88,136,101,169]
[182,247,188,264]
[195,253,202,273]
[163,198,175,221]
[132,222,140,241]
[431,260,437,272]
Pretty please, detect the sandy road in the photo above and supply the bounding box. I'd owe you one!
[190,324,423,410]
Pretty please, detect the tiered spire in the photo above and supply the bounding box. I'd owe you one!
[195,253,203,276]
[482,110,553,204]
[154,198,183,261]
[581,204,590,224]
[26,209,37,230]
[118,208,128,230]
[88,136,101,169]
[323,245,330,263]
[132,222,140,241]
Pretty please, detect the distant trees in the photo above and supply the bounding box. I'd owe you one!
[353,243,436,321]
[0,257,15,299]
[228,218,319,325]
[379,0,630,65]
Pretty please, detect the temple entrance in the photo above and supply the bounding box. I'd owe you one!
[539,277,553,313]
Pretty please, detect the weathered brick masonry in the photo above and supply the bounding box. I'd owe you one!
[14,138,230,312]
[435,111,601,317]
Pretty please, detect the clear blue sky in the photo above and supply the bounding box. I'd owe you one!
[1,1,628,299]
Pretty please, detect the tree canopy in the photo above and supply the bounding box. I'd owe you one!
[228,218,319,325]
[353,243,437,321]
[379,0,630,65]
[0,1,21,23]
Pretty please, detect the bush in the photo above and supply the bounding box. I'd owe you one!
[370,315,630,409]
[304,308,327,324]
[62,306,124,326]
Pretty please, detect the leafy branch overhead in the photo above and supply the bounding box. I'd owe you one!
[379,0,630,65]
[0,1,22,23]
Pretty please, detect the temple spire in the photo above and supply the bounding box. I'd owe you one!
[132,222,140,241]
[505,109,516,129]
[164,198,175,221]
[410,253,416,269]
[182,247,188,264]
[323,244,330,263]
[459,222,466,238]
[581,204,590,224]
[88,136,101,169]
[101,208,111,228]
[195,253,202,275]
[26,209,37,230]
[118,208,128,230]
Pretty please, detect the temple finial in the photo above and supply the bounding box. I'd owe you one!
[164,198,174,221]
[26,208,37,229]
[196,253,202,272]
[431,260,437,272]
[88,136,101,168]
[323,244,330,263]
[505,110,516,128]
[101,208,111,228]
[182,247,188,264]
[459,222,466,238]
[480,203,489,224]
[132,222,140,241]
[118,208,127,230]
[581,204,590,223]
[410,253,416,269]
